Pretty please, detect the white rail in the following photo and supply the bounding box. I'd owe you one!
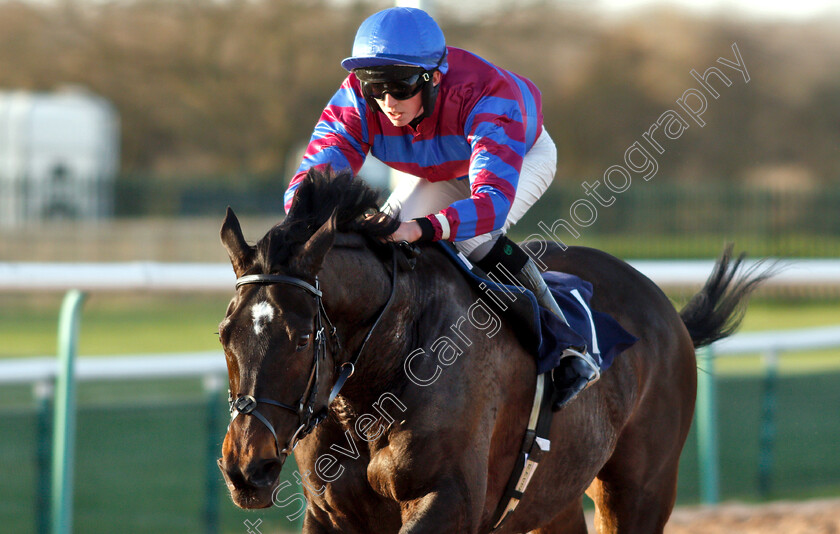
[713,325,840,354]
[2,326,839,385]
[0,352,226,384]
[630,258,840,287]
[0,262,234,291]
[0,259,839,292]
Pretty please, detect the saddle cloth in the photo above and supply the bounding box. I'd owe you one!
[436,242,637,374]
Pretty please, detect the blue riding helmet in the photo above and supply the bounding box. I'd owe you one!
[342,7,448,125]
[341,7,449,74]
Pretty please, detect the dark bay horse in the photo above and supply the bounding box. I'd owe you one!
[217,170,767,533]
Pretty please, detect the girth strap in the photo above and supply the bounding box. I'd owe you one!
[490,373,555,531]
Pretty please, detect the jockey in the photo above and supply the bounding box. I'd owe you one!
[284,7,599,410]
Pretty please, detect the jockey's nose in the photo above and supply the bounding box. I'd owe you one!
[381,93,397,109]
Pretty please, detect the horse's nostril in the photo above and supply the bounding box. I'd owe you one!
[244,458,282,488]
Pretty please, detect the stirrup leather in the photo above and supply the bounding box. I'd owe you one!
[515,258,570,325]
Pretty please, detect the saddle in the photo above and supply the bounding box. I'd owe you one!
[433,241,636,374]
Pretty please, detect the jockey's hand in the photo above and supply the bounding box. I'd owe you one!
[388,220,422,243]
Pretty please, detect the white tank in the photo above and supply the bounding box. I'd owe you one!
[0,87,119,227]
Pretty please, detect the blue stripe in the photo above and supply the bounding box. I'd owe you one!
[413,135,471,164]
[464,96,523,138]
[448,198,477,241]
[330,84,359,107]
[491,190,512,229]
[370,134,413,164]
[510,74,538,148]
[313,120,366,162]
[470,153,520,189]
[297,146,352,175]
[330,85,369,141]
[371,134,471,167]
[470,120,527,158]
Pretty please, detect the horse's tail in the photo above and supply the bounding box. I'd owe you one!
[679,245,774,349]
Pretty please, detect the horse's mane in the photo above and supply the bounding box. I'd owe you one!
[255,168,401,271]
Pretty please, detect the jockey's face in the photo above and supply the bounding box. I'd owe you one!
[374,70,442,127]
[376,91,424,127]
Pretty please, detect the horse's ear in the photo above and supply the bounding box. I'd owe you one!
[297,213,336,275]
[220,207,254,277]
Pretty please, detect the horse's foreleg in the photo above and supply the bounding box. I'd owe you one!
[528,496,588,534]
[398,482,481,534]
[302,509,337,534]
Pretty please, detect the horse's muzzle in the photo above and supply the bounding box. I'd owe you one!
[218,453,285,509]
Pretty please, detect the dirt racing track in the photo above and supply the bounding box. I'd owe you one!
[585,498,840,533]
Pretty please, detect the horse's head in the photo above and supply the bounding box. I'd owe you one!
[216,169,400,509]
[217,207,337,507]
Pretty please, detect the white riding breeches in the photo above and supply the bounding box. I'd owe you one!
[383,126,557,260]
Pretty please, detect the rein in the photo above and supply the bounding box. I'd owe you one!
[229,246,398,457]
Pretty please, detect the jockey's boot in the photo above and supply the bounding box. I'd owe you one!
[514,257,601,410]
[475,236,600,411]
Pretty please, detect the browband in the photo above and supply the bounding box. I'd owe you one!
[235,274,322,297]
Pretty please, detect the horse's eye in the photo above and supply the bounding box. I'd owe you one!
[296,334,311,352]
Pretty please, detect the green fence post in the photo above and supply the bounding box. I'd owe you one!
[203,375,223,534]
[696,346,720,504]
[51,290,86,534]
[758,349,779,499]
[34,380,54,534]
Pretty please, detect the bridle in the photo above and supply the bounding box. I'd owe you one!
[228,247,398,457]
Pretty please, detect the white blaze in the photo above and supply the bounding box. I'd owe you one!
[251,301,275,335]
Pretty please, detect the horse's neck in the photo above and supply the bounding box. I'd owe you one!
[322,247,415,404]
[322,245,465,409]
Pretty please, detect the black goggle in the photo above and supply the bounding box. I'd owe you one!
[361,72,431,101]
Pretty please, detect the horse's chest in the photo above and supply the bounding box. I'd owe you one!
[314,459,402,533]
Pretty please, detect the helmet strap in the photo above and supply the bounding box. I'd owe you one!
[412,50,446,126]
[408,78,439,128]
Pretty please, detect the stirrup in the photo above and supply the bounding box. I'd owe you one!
[550,349,600,411]
[560,348,601,383]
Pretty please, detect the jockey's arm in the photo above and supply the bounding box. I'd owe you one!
[408,116,525,244]
[284,78,371,212]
